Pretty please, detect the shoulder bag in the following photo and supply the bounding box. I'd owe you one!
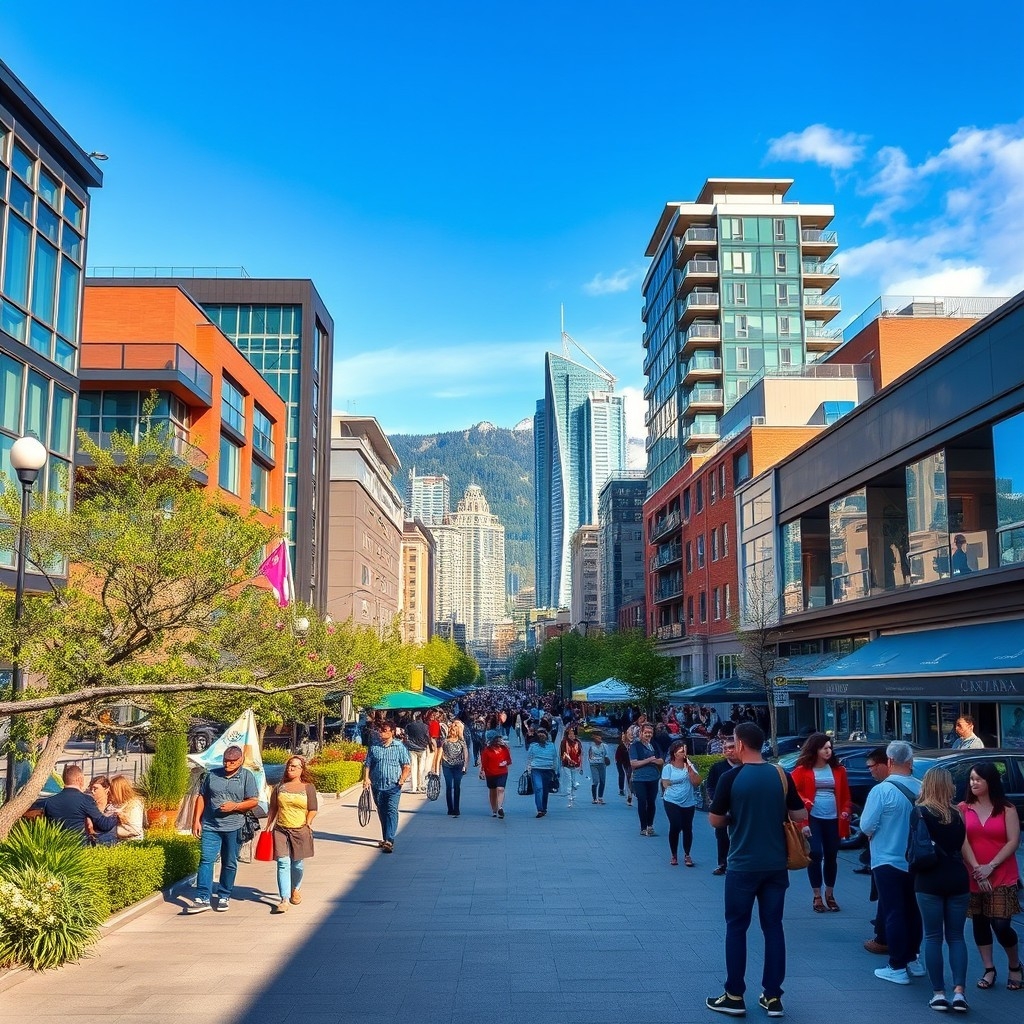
[517,769,533,796]
[775,765,811,870]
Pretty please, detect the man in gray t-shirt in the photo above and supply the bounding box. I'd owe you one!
[188,745,259,914]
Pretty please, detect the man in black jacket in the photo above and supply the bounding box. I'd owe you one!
[705,730,739,875]
[44,764,121,844]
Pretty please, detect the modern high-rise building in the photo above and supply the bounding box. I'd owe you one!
[1,60,103,586]
[449,484,506,648]
[432,521,465,632]
[534,352,626,609]
[569,525,600,628]
[406,469,450,525]
[400,518,435,645]
[642,178,840,492]
[86,275,334,609]
[597,470,647,632]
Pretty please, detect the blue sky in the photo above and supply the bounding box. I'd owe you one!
[5,1,1023,439]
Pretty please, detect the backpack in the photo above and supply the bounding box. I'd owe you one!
[906,805,939,872]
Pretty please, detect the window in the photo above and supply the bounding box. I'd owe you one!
[775,251,788,274]
[251,460,269,510]
[711,528,719,561]
[719,464,726,495]
[221,377,245,434]
[736,347,749,371]
[683,489,691,521]
[696,480,704,512]
[779,315,791,336]
[733,450,751,485]
[718,653,740,678]
[697,535,705,568]
[0,352,23,432]
[687,597,694,625]
[686,541,692,573]
[710,471,716,504]
[730,251,752,274]
[733,218,744,240]
[777,283,791,306]
[253,405,274,460]
[725,584,732,617]
[713,588,721,620]
[774,218,786,241]
[780,347,794,367]
[38,168,59,209]
[218,435,241,494]
[736,315,748,339]
[699,592,707,623]
[11,143,34,186]
[723,522,729,556]
[733,282,747,305]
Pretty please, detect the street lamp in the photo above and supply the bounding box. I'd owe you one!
[5,436,47,803]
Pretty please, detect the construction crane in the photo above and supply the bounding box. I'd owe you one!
[560,304,616,388]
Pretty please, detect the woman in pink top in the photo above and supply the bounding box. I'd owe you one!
[959,761,1022,991]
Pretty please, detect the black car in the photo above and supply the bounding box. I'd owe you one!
[141,717,227,754]
[911,748,1024,817]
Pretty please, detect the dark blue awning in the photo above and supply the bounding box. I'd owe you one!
[423,685,457,702]
[807,620,1024,700]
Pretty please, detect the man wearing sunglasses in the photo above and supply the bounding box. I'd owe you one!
[187,745,259,914]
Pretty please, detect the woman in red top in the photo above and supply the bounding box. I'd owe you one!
[959,761,1022,991]
[559,727,583,806]
[791,733,851,913]
[479,735,513,819]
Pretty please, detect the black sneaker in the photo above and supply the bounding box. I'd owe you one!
[758,994,784,1018]
[929,995,950,1012]
[707,993,746,1016]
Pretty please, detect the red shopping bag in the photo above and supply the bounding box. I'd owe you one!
[254,829,274,862]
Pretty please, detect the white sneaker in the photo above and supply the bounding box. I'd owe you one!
[907,959,927,978]
[875,966,911,985]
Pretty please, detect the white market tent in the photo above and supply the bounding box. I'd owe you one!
[571,678,633,703]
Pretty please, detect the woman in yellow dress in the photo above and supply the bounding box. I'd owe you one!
[269,755,318,913]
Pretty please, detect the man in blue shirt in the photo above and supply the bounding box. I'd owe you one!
[363,721,410,853]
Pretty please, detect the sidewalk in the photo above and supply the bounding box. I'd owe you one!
[1,767,1021,1024]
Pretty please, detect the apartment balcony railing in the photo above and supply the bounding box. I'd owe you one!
[79,342,214,406]
[683,227,717,244]
[683,355,722,382]
[804,294,842,308]
[686,323,721,341]
[801,229,838,245]
[804,325,843,340]
[685,388,724,412]
[650,509,681,541]
[685,291,719,309]
[650,545,682,571]
[655,581,683,602]
[79,428,209,481]
[683,259,718,278]
[802,260,839,276]
[655,623,685,641]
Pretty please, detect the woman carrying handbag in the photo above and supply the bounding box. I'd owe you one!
[268,755,318,914]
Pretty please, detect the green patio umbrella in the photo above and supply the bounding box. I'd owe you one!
[372,691,442,710]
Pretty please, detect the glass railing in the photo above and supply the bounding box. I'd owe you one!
[804,294,842,308]
[685,355,722,375]
[684,259,718,276]
[79,343,214,402]
[802,260,839,275]
[684,227,717,243]
[651,510,681,539]
[687,388,724,406]
[801,229,838,244]
[687,292,720,307]
[686,323,721,341]
[82,426,208,465]
[805,325,843,339]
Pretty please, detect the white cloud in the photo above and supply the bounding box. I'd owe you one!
[582,267,644,296]
[766,124,867,170]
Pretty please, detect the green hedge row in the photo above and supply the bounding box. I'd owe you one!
[308,761,362,794]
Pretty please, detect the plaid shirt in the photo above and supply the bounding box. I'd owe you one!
[366,740,410,791]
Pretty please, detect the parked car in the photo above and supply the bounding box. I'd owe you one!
[141,717,228,754]
[911,749,1024,818]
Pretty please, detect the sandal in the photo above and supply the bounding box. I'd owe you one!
[977,967,997,989]
[813,895,827,913]
[825,894,840,912]
[1008,964,1023,991]
[670,857,679,866]
[684,855,695,868]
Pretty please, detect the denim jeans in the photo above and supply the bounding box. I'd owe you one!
[442,763,464,813]
[531,768,553,812]
[916,892,969,991]
[633,779,659,830]
[724,868,790,998]
[196,827,242,901]
[873,865,923,970]
[590,762,607,800]
[372,785,402,842]
[807,815,841,889]
[276,856,305,901]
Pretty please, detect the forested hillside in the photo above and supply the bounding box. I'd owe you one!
[388,422,535,591]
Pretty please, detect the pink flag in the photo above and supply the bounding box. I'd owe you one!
[257,539,293,608]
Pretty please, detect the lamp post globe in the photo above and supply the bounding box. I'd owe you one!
[10,435,47,485]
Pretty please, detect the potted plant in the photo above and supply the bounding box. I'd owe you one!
[139,731,191,828]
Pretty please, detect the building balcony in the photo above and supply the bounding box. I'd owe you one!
[654,622,685,641]
[684,388,724,414]
[79,343,214,407]
[650,544,682,571]
[682,416,719,448]
[680,321,721,357]
[655,581,683,603]
[676,227,718,263]
[77,427,209,485]
[683,354,722,384]
[802,260,840,292]
[677,259,719,295]
[803,293,842,322]
[804,323,844,352]
[677,292,720,329]
[650,509,681,542]
[801,228,839,255]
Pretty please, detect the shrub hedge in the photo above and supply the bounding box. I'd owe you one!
[143,829,201,889]
[86,845,165,916]
[260,747,293,764]
[308,761,361,794]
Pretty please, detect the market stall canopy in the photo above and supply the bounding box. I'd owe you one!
[806,620,1024,700]
[372,691,443,710]
[571,678,633,703]
[423,684,457,702]
[668,655,835,704]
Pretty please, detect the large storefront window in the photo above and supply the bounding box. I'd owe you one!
[781,520,802,614]
[994,409,1024,565]
[907,450,949,583]
[829,489,868,602]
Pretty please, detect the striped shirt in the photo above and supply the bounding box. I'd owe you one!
[366,740,411,791]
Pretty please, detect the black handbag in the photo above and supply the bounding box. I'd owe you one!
[549,772,560,794]
[239,810,261,846]
[426,773,441,801]
[517,770,533,796]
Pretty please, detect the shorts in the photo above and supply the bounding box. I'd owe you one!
[486,773,508,790]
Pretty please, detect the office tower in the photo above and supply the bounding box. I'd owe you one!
[449,484,505,648]
[86,275,334,609]
[406,469,450,525]
[1,59,103,583]
[598,471,647,631]
[401,519,435,645]
[642,178,840,492]
[570,525,600,627]
[432,521,465,632]
[534,352,626,609]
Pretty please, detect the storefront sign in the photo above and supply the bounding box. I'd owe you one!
[809,674,1024,700]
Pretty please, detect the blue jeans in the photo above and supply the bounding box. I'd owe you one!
[531,768,553,812]
[442,763,464,813]
[916,892,969,991]
[276,856,305,901]
[196,827,242,901]
[873,865,923,970]
[723,868,790,998]
[807,815,841,890]
[372,786,402,842]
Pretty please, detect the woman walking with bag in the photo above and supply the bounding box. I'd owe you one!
[268,755,318,913]
[526,728,557,818]
[959,761,1022,991]
[913,767,971,1012]
[588,733,610,804]
[791,732,851,912]
[440,720,470,817]
[480,733,512,818]
[661,740,702,866]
